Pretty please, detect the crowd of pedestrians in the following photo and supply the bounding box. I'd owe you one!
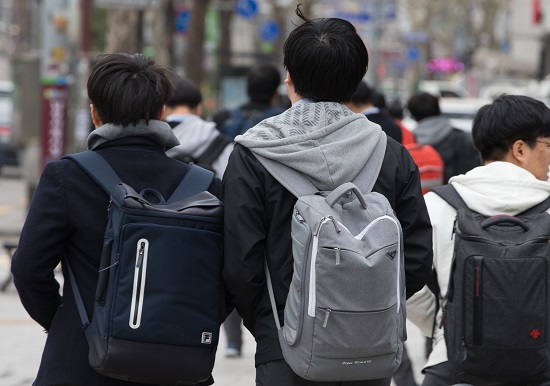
[7,4,550,386]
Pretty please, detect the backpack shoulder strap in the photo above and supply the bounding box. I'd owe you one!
[64,151,120,194]
[168,163,215,203]
[518,195,550,216]
[195,134,233,169]
[431,184,468,210]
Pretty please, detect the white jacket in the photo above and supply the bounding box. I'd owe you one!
[407,161,550,370]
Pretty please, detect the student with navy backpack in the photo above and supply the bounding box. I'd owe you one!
[407,94,550,385]
[11,53,223,385]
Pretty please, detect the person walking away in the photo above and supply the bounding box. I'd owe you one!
[10,53,222,386]
[407,94,550,385]
[348,81,402,143]
[406,92,480,183]
[164,78,233,179]
[222,6,433,386]
[214,64,284,140]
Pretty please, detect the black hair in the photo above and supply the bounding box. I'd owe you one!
[387,100,404,120]
[472,94,550,161]
[406,92,440,121]
[283,5,369,103]
[350,81,374,106]
[87,53,174,126]
[246,64,281,104]
[166,78,202,109]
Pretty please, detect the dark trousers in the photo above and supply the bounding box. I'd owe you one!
[256,360,391,386]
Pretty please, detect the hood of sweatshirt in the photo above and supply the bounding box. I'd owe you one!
[413,115,454,146]
[165,114,222,159]
[87,119,179,151]
[235,102,386,192]
[449,161,550,216]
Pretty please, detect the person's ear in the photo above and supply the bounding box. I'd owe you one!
[90,104,103,127]
[511,139,528,165]
[157,105,168,120]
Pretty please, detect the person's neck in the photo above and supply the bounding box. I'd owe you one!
[166,106,195,116]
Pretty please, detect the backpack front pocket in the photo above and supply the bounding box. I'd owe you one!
[312,304,398,358]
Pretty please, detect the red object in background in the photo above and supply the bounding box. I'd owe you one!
[534,0,543,24]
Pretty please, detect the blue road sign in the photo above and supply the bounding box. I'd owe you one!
[259,20,280,42]
[236,0,258,19]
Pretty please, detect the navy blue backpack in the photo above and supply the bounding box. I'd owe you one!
[64,151,224,385]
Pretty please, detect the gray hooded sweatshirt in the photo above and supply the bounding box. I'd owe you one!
[235,101,386,191]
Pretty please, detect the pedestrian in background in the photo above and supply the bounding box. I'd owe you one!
[214,63,284,140]
[406,92,481,183]
[222,5,433,386]
[10,53,222,386]
[164,78,233,179]
[348,81,402,143]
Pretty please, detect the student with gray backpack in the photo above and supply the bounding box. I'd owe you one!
[406,94,550,385]
[222,6,433,386]
[11,53,224,385]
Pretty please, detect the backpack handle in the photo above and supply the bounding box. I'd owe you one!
[481,215,529,231]
[325,182,367,209]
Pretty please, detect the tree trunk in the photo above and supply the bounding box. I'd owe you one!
[147,0,173,67]
[218,0,232,78]
[104,8,143,54]
[185,0,210,84]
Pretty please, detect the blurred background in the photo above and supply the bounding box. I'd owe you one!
[0,0,549,195]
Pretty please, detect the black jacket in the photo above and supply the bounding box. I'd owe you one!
[431,128,481,184]
[365,111,403,144]
[11,137,222,386]
[222,140,433,367]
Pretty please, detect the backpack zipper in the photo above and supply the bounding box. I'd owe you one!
[129,238,149,329]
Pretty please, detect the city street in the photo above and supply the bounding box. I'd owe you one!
[0,169,426,386]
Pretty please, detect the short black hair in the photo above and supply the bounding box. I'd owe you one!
[246,64,281,104]
[472,94,550,161]
[167,78,202,109]
[406,92,440,121]
[387,100,404,120]
[283,6,369,103]
[350,81,374,106]
[88,53,174,126]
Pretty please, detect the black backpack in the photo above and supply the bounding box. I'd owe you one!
[64,151,224,385]
[433,185,550,385]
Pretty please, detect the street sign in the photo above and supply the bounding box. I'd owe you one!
[259,20,280,42]
[95,0,160,9]
[175,9,190,33]
[235,0,258,19]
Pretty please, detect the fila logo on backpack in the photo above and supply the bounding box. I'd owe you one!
[433,185,550,385]
[64,151,224,385]
[257,135,406,382]
[405,143,444,195]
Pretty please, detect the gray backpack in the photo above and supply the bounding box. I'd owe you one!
[257,145,406,382]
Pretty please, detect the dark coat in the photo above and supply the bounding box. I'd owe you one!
[11,137,222,386]
[222,139,433,367]
[431,128,481,184]
[365,111,403,143]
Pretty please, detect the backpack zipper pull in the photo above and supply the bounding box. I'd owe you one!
[136,241,146,268]
[451,218,457,240]
[322,308,331,327]
[334,248,341,265]
[294,210,305,223]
